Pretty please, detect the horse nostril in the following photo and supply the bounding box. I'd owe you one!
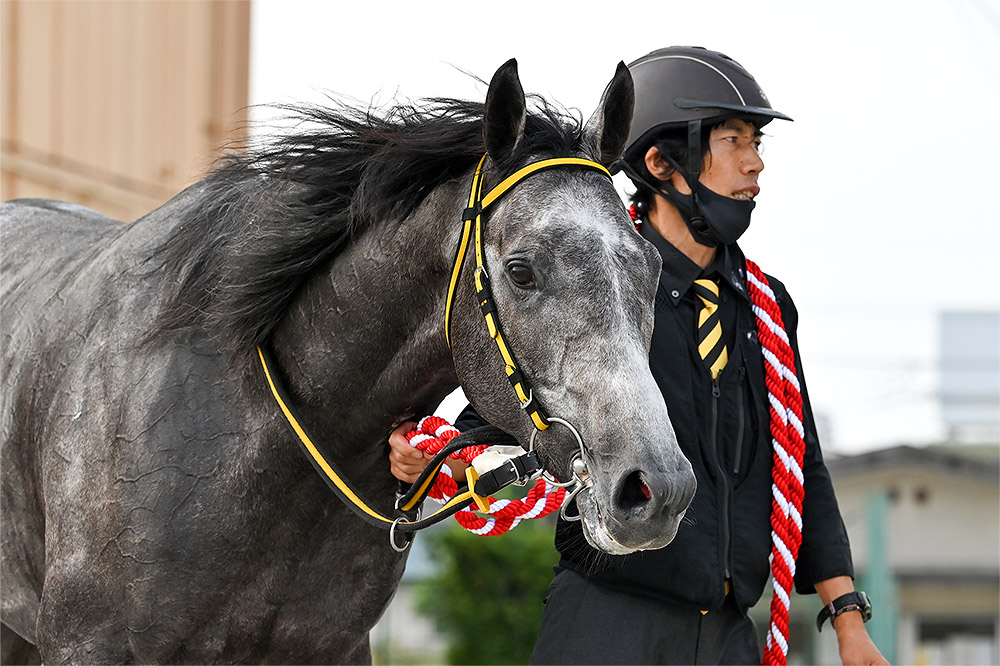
[618,470,653,511]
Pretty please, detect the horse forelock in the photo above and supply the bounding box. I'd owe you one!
[150,94,585,364]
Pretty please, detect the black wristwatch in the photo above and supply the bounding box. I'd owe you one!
[816,591,872,632]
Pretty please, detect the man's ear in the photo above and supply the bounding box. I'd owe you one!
[644,146,672,181]
[645,146,692,194]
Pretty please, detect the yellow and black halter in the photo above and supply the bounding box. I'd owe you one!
[258,153,611,546]
[444,154,612,431]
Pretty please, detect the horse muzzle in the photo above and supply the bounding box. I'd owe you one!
[533,417,697,554]
[571,446,696,554]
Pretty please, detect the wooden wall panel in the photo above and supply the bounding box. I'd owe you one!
[1,0,250,221]
[1,0,16,198]
[12,2,57,157]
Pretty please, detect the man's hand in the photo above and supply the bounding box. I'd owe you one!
[832,612,889,665]
[815,577,889,666]
[388,419,471,483]
[388,421,429,483]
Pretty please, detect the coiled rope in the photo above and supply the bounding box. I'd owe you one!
[405,416,566,536]
[746,259,806,666]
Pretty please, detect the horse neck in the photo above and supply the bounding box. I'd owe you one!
[267,182,464,459]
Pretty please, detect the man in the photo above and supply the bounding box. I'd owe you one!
[389,46,887,665]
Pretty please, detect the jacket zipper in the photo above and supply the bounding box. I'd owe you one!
[733,367,746,475]
[712,374,731,581]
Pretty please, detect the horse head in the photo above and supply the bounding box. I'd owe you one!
[448,60,697,554]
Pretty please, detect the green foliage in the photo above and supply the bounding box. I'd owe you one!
[414,517,558,665]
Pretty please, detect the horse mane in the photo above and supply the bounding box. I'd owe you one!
[150,93,586,361]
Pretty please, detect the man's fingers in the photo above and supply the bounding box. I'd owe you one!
[388,421,441,482]
[390,458,422,483]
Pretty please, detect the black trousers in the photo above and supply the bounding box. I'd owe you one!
[530,569,761,665]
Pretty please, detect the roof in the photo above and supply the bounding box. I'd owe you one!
[826,444,999,485]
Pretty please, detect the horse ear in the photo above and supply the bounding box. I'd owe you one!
[484,58,527,163]
[583,61,635,166]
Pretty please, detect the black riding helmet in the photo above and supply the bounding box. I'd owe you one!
[623,45,792,167]
[616,46,793,246]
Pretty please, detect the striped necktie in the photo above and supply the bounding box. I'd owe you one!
[693,278,728,379]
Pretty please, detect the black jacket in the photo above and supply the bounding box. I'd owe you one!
[458,223,853,613]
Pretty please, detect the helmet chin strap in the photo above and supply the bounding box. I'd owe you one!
[673,118,720,245]
[615,118,721,248]
[657,180,719,247]
[685,118,703,184]
[613,156,719,248]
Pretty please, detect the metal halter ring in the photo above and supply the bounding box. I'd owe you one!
[530,417,589,488]
[559,482,585,522]
[389,518,412,553]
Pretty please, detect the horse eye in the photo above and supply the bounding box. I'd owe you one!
[507,262,536,288]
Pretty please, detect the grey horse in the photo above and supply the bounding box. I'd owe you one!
[0,60,696,664]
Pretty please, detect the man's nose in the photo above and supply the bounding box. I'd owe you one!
[744,147,765,173]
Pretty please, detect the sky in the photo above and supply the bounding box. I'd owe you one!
[249,0,1000,454]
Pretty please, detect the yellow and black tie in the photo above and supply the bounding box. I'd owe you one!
[694,278,728,379]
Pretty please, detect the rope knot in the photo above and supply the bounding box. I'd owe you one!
[404,417,566,536]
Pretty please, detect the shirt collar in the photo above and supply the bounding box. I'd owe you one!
[638,221,750,305]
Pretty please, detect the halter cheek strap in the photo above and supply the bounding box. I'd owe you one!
[444,154,612,432]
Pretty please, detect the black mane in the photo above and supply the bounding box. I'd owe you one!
[151,94,585,360]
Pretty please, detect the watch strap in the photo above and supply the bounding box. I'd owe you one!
[816,591,872,632]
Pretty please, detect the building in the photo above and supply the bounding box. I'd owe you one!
[1,0,249,221]
[940,311,1000,444]
[810,445,999,665]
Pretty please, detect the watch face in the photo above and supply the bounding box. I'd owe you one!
[859,591,873,622]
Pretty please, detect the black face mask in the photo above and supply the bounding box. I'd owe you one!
[613,157,754,248]
[658,179,754,248]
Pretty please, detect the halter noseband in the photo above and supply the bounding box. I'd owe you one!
[444,154,612,431]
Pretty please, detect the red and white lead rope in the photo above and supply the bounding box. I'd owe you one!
[746,259,806,666]
[404,416,566,536]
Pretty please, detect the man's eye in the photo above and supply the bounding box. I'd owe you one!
[507,263,536,287]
